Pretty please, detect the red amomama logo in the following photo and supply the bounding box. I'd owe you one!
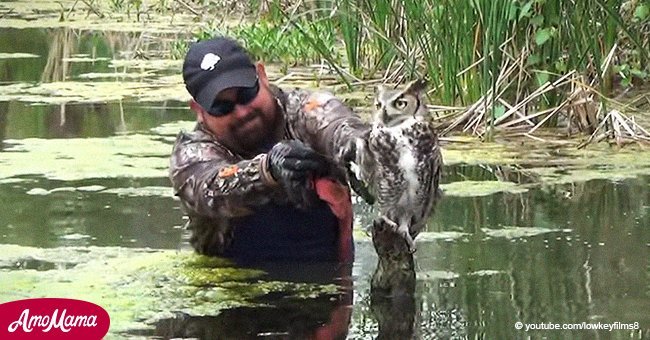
[0,298,110,339]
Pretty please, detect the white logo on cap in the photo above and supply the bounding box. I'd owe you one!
[200,53,221,71]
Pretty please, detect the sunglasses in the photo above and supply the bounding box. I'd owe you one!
[207,80,260,117]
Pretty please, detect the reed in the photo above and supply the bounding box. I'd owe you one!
[273,0,648,131]
[177,0,647,137]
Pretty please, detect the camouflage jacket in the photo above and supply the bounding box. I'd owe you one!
[169,86,369,258]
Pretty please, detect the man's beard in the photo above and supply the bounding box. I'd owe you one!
[233,103,284,156]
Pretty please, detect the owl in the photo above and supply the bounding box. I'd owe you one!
[348,79,443,253]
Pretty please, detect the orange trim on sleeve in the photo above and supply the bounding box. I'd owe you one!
[218,165,239,178]
[303,98,321,113]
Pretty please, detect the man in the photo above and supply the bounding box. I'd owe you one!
[170,36,369,264]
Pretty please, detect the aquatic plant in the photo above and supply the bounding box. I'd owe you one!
[177,17,340,74]
[232,19,340,71]
[263,0,649,141]
[0,246,341,335]
[84,0,648,142]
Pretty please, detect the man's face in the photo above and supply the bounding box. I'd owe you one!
[200,70,283,156]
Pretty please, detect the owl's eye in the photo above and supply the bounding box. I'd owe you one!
[394,98,408,109]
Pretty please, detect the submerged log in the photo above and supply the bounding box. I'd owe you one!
[370,218,416,296]
[369,218,417,339]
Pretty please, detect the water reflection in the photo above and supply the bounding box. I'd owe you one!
[0,27,191,140]
[0,27,181,84]
[42,28,76,83]
[351,173,649,338]
[0,177,182,249]
[0,256,77,271]
[444,163,540,184]
[146,262,354,340]
[0,101,188,139]
[0,28,49,83]
[0,164,647,337]
[151,293,351,340]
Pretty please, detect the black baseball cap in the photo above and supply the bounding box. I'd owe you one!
[182,37,258,111]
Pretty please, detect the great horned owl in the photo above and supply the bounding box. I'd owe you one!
[350,79,442,253]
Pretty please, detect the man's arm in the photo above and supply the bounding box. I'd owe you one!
[284,89,370,166]
[169,131,278,219]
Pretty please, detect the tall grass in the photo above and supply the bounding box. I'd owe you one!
[270,0,648,132]
[176,0,647,135]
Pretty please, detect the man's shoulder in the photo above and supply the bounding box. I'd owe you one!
[173,123,213,144]
[171,125,234,165]
[273,85,308,111]
[281,86,349,118]
[282,86,338,102]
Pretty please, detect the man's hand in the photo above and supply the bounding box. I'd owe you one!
[266,140,327,209]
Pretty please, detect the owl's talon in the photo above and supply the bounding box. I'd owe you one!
[363,224,372,237]
[405,236,416,254]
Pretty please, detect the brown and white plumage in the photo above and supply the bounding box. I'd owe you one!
[350,79,442,253]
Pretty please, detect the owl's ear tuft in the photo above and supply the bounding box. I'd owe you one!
[404,78,428,94]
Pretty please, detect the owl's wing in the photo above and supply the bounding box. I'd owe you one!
[368,125,406,209]
[406,120,443,234]
[344,134,376,205]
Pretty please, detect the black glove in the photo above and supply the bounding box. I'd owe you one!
[267,140,327,209]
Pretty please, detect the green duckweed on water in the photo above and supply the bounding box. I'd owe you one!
[25,185,172,197]
[0,53,40,59]
[0,245,341,335]
[441,138,522,165]
[0,0,199,33]
[0,135,171,181]
[0,79,188,104]
[101,186,173,197]
[442,137,650,184]
[149,120,196,136]
[3,122,649,186]
[414,227,570,244]
[441,180,529,197]
[481,226,572,239]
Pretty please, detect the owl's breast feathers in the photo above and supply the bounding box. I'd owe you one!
[367,119,441,213]
[406,120,442,222]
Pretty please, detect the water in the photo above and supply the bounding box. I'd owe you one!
[1,25,649,339]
